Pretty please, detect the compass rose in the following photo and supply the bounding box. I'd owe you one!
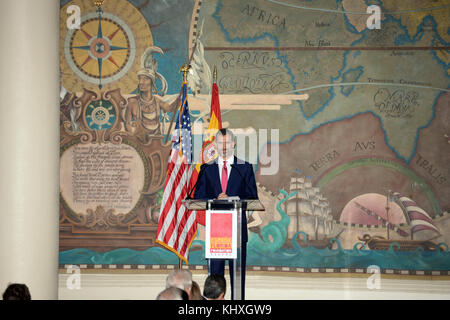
[70,7,130,89]
[61,0,153,93]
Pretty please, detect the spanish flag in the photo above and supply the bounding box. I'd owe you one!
[194,81,223,225]
[200,82,222,164]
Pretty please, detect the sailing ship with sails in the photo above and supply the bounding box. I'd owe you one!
[284,176,342,249]
[357,192,443,251]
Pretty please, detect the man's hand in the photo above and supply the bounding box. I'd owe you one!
[217,192,228,199]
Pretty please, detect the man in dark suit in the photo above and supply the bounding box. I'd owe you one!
[194,128,258,300]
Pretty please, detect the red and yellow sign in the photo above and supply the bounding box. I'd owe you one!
[205,210,237,259]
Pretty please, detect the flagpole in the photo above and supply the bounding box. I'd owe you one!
[177,63,192,270]
[163,86,183,145]
[164,64,192,146]
[213,65,217,84]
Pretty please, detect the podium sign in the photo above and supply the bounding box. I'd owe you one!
[183,199,264,300]
[205,210,237,259]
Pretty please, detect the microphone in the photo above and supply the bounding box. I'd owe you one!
[230,163,257,200]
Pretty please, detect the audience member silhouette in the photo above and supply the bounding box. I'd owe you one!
[203,274,226,300]
[156,287,189,300]
[165,269,193,299]
[2,283,31,300]
[190,281,202,300]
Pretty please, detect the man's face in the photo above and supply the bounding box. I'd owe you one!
[215,133,235,159]
[138,75,152,92]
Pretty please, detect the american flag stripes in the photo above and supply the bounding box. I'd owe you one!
[156,81,198,265]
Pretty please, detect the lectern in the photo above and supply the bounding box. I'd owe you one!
[184,198,264,300]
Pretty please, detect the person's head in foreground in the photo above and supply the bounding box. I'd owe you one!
[203,274,226,300]
[190,281,202,300]
[165,269,193,299]
[156,287,189,300]
[2,283,31,300]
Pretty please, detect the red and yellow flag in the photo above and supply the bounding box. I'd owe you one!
[195,82,223,225]
[199,82,222,166]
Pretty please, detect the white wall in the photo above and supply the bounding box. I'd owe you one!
[58,271,450,300]
[0,0,60,300]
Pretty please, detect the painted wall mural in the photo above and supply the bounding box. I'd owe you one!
[59,0,450,276]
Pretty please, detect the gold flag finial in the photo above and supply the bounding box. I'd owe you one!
[213,65,217,83]
[179,63,191,82]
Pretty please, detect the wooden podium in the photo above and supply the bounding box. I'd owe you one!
[184,198,264,300]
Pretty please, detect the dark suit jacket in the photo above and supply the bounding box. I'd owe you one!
[194,156,258,242]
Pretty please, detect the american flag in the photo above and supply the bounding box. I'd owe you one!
[156,82,198,265]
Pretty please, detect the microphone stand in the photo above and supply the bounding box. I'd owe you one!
[186,171,201,200]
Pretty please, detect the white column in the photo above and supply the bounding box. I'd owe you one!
[0,0,59,299]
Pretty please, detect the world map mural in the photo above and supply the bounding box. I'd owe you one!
[59,0,450,276]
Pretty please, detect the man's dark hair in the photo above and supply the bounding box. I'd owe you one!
[216,128,235,141]
[203,274,226,299]
[2,283,31,300]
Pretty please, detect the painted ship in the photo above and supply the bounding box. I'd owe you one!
[357,192,443,251]
[284,176,342,249]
